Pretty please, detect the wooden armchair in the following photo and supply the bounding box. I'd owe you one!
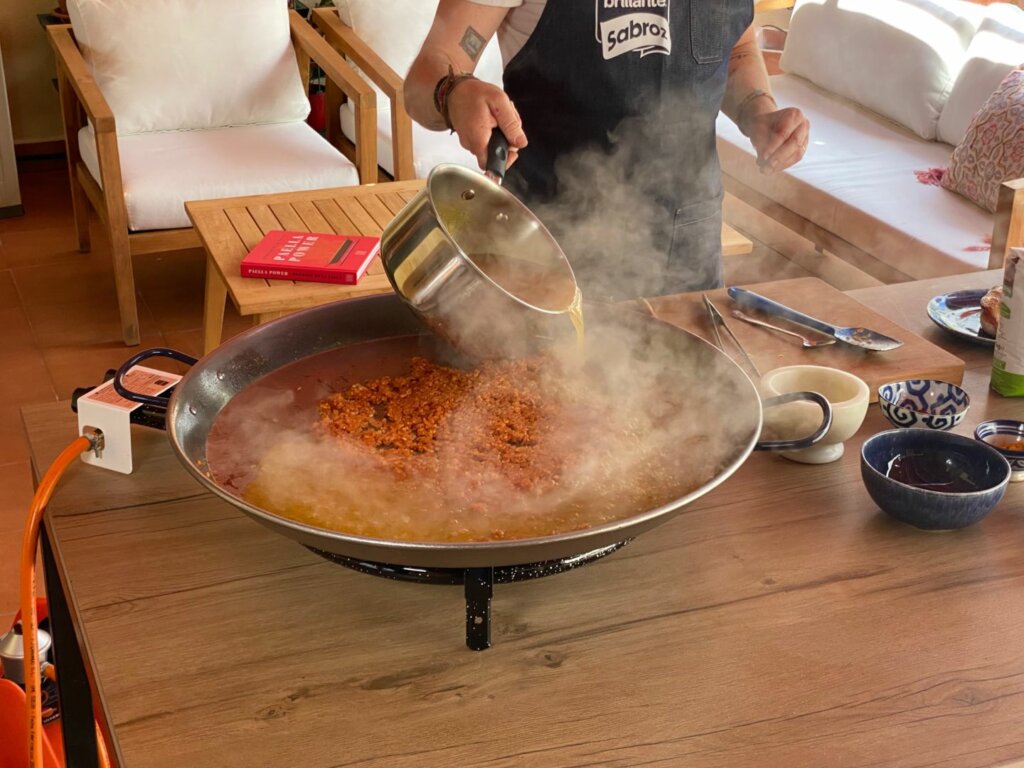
[312,6,414,181]
[311,4,503,181]
[49,8,377,346]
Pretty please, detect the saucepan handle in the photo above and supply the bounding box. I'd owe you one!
[754,391,833,451]
[485,127,508,184]
[113,348,198,410]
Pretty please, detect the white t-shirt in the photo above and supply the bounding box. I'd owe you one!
[468,0,546,64]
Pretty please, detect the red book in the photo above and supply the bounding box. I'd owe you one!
[240,230,381,285]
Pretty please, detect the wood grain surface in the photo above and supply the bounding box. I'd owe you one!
[23,272,1024,768]
[186,181,425,318]
[645,277,967,402]
[186,181,756,317]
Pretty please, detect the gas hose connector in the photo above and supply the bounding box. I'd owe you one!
[81,426,105,459]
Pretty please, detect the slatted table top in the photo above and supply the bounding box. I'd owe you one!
[185,181,424,316]
[186,181,753,317]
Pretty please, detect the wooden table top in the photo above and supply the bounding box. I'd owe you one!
[721,222,753,257]
[25,269,1024,768]
[185,181,423,316]
[185,179,753,316]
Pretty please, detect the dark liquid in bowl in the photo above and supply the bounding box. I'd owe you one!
[885,450,979,492]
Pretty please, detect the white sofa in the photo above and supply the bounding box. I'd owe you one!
[716,0,1024,282]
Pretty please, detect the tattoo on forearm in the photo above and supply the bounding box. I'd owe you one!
[727,51,754,76]
[460,26,486,61]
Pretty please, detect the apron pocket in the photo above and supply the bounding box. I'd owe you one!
[690,0,726,64]
[666,198,723,292]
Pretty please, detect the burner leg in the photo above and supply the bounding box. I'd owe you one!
[464,567,494,651]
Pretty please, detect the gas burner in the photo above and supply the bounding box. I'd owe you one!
[308,541,631,650]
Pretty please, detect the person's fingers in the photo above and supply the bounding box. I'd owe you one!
[506,146,520,169]
[461,114,497,170]
[757,107,802,161]
[490,96,528,149]
[448,82,528,170]
[760,108,804,161]
[762,120,810,174]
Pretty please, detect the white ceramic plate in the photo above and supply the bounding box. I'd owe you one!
[926,289,995,347]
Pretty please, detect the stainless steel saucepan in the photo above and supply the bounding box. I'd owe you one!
[381,132,579,359]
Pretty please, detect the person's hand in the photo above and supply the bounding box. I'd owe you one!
[742,107,810,174]
[446,78,528,171]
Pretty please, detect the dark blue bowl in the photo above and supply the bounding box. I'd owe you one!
[861,429,1010,530]
[974,419,1024,482]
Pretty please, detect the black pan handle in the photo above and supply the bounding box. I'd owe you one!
[754,391,833,451]
[485,127,508,184]
[113,348,198,410]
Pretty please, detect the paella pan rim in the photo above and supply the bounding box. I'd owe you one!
[166,293,762,569]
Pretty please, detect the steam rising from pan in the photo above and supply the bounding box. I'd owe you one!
[205,310,756,545]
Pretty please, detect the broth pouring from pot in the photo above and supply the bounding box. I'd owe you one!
[468,251,584,348]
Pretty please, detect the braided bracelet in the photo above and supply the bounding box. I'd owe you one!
[433,67,478,131]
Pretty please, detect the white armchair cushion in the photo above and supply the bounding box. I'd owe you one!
[67,0,310,135]
[938,3,1024,146]
[780,0,984,140]
[333,0,503,117]
[78,121,359,231]
[340,103,479,179]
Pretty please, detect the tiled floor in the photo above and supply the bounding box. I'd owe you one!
[0,156,823,631]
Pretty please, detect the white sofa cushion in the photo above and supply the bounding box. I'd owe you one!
[67,0,310,135]
[938,3,1024,146]
[717,75,995,278]
[340,103,480,179]
[333,0,503,118]
[780,0,984,140]
[79,121,359,231]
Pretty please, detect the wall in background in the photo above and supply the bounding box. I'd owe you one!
[0,0,63,146]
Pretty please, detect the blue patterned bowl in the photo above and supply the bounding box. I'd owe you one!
[974,420,1024,482]
[861,429,1010,530]
[877,379,970,430]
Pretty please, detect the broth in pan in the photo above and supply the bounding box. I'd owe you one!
[206,333,733,544]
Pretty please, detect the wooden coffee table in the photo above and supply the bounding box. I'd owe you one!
[188,181,754,355]
[186,180,423,354]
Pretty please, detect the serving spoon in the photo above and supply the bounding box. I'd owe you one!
[731,309,836,348]
[728,287,904,352]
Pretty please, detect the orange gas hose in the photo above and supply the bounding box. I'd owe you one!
[19,435,110,768]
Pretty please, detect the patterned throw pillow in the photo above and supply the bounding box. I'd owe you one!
[942,67,1024,213]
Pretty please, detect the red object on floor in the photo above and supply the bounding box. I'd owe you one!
[0,679,61,768]
[308,92,326,133]
[2,599,64,767]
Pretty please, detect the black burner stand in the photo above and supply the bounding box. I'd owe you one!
[310,541,630,650]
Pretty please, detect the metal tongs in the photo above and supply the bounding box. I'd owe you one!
[703,294,761,379]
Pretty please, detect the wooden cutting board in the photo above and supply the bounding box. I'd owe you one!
[641,277,965,403]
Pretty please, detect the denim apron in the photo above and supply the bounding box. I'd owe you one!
[502,0,752,298]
